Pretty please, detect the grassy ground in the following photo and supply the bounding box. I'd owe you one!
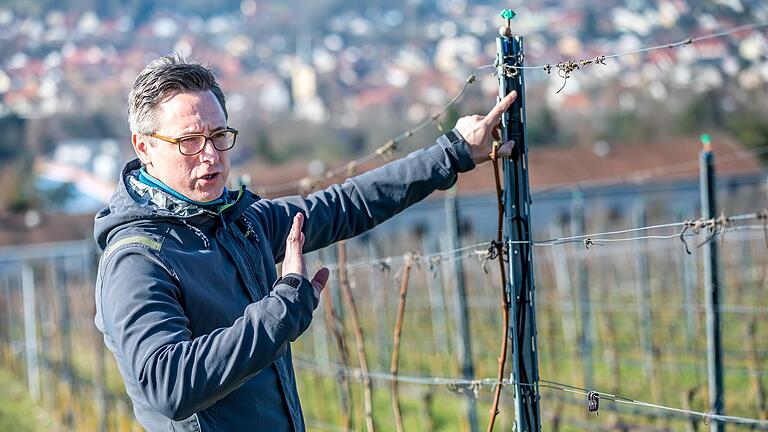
[0,220,765,430]
[0,368,56,432]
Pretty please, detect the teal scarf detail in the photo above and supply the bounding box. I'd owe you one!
[138,167,229,210]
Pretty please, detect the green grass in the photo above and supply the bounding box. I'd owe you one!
[2,228,766,431]
[0,368,56,432]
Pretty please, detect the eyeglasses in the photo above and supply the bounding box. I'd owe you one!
[149,127,238,156]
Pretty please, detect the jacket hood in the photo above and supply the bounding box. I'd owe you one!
[94,158,257,252]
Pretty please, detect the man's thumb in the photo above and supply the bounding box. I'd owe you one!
[496,140,516,158]
[311,267,330,296]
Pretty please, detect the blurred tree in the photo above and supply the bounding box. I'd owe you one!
[0,115,25,162]
[7,155,38,212]
[54,111,123,141]
[440,104,460,134]
[37,181,75,210]
[346,130,366,154]
[527,106,560,147]
[253,130,279,163]
[726,111,768,164]
[580,6,601,40]
[677,90,725,134]
[603,110,638,142]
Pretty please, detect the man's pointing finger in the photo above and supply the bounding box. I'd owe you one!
[288,213,305,244]
[484,90,517,126]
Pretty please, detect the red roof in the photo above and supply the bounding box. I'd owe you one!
[455,133,763,194]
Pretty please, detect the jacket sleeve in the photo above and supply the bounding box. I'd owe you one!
[96,246,317,421]
[253,130,475,261]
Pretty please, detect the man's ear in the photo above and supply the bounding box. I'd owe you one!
[132,133,153,166]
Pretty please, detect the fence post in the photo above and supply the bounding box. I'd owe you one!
[497,15,542,429]
[38,261,53,410]
[0,274,10,348]
[677,208,699,353]
[21,262,40,401]
[54,258,75,429]
[367,239,391,370]
[0,274,14,364]
[445,188,478,432]
[1,273,16,366]
[548,220,579,383]
[571,190,593,391]
[699,134,724,432]
[633,203,657,391]
[422,231,450,358]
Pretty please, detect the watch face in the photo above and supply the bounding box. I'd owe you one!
[282,276,302,288]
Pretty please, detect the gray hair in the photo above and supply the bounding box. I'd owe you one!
[128,53,227,135]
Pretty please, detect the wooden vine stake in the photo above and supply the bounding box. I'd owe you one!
[337,241,376,432]
[391,254,414,432]
[488,127,510,432]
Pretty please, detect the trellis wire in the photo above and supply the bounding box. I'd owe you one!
[319,212,766,272]
[292,356,768,427]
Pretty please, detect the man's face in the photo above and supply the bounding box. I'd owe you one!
[134,90,230,202]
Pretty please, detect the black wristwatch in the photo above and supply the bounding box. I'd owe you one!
[445,129,463,145]
[276,275,303,289]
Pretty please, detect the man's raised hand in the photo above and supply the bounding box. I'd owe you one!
[282,212,329,299]
[454,90,518,164]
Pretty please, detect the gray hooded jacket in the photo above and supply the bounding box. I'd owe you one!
[93,130,474,431]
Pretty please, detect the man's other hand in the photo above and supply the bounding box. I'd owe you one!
[454,90,518,165]
[282,212,329,299]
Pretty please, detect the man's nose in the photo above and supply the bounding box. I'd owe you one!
[199,138,221,163]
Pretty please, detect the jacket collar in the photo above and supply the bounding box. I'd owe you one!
[122,159,254,220]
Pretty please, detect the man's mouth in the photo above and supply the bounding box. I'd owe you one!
[200,173,218,181]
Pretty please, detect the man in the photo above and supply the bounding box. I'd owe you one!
[94,53,516,431]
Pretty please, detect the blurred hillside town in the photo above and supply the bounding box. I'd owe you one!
[0,0,767,240]
[0,4,766,431]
